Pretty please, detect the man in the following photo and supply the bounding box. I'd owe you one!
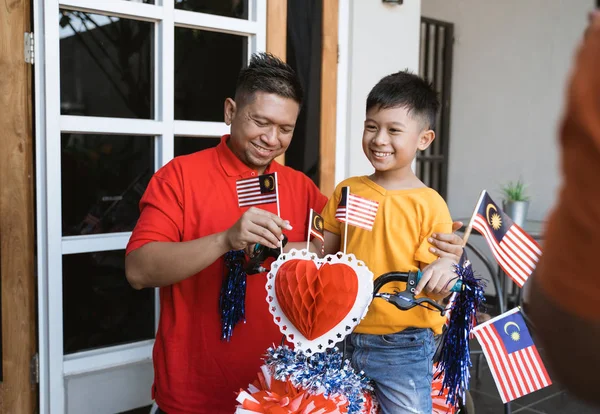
[527,11,600,407]
[126,53,464,413]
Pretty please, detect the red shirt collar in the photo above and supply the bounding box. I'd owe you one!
[216,135,275,177]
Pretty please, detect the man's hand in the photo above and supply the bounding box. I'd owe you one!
[415,257,459,296]
[224,207,292,251]
[429,221,464,262]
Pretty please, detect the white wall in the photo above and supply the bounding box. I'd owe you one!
[421,0,594,221]
[340,0,422,181]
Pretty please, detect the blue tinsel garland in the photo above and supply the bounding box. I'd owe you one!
[435,261,486,409]
[265,345,374,414]
[220,250,247,341]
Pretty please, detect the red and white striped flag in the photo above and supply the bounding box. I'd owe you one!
[335,186,379,231]
[306,208,325,255]
[236,173,278,208]
[307,209,325,243]
[470,191,541,287]
[472,308,551,403]
[432,364,456,414]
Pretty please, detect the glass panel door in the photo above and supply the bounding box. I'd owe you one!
[34,0,266,412]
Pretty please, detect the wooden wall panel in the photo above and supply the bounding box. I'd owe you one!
[319,0,338,197]
[0,0,37,412]
[267,0,288,166]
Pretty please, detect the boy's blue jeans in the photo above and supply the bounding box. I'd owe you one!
[349,328,435,414]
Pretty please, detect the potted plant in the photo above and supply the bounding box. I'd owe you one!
[501,179,530,227]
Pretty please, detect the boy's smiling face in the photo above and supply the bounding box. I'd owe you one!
[362,105,435,178]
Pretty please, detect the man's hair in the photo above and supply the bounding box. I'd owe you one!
[235,53,303,106]
[366,70,439,130]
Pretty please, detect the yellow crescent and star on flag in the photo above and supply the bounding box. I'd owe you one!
[504,321,521,342]
[486,203,503,231]
[262,175,275,191]
[313,213,324,232]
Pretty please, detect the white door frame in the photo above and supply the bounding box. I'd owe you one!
[33,1,266,412]
[335,0,350,186]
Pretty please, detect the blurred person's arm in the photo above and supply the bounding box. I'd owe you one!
[527,11,600,406]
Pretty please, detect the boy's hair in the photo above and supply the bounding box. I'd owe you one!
[235,53,304,107]
[366,70,439,130]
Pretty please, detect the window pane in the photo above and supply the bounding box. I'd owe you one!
[175,0,248,19]
[59,10,154,119]
[63,250,155,354]
[174,28,247,121]
[175,136,221,157]
[61,134,154,236]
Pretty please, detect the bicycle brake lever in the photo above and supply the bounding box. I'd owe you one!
[374,270,463,294]
[413,297,446,314]
[374,270,449,315]
[376,291,418,311]
[376,291,447,315]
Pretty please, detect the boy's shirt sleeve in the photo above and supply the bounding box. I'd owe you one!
[414,192,453,266]
[321,185,342,235]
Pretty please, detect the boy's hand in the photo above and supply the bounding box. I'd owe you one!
[428,221,464,262]
[415,257,459,296]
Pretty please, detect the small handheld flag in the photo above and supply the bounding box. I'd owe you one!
[236,173,278,208]
[472,308,551,403]
[306,208,325,254]
[335,186,379,231]
[469,190,541,287]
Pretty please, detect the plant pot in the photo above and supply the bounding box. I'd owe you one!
[502,200,529,227]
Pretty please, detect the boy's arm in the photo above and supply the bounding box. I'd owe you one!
[429,221,465,262]
[323,230,341,256]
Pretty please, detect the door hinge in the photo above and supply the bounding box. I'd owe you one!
[31,353,39,384]
[24,32,35,65]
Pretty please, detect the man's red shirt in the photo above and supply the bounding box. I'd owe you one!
[126,136,327,413]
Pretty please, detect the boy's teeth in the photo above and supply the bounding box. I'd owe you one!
[373,151,392,157]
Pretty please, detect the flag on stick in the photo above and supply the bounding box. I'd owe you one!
[335,187,379,231]
[306,209,325,254]
[472,308,551,403]
[469,190,541,287]
[236,173,278,208]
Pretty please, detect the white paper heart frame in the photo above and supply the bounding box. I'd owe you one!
[265,248,374,355]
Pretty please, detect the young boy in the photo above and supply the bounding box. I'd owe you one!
[319,71,456,413]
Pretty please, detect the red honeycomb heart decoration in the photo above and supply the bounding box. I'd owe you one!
[274,259,359,341]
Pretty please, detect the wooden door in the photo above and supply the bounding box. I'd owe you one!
[266,0,338,197]
[0,0,38,413]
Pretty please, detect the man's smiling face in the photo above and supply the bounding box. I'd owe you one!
[224,91,300,174]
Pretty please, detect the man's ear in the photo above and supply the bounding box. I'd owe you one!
[418,129,435,151]
[224,98,237,125]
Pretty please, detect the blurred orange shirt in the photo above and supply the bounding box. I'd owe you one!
[536,20,600,321]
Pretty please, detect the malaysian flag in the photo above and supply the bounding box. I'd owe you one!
[236,173,278,208]
[335,187,379,231]
[472,308,551,403]
[470,191,541,287]
[308,209,325,243]
[432,363,456,414]
[307,208,325,254]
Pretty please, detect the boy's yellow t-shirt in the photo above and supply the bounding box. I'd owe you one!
[321,176,453,335]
